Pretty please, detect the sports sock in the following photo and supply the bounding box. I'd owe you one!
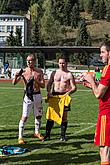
[61,122,67,137]
[19,120,25,139]
[45,120,54,136]
[35,118,41,134]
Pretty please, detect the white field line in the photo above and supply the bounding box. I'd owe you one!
[73,123,96,135]
[0,87,23,90]
[0,122,95,128]
[0,104,22,109]
[0,86,91,92]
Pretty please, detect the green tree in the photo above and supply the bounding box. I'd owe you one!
[29,3,44,46]
[79,0,85,11]
[30,19,43,46]
[0,0,11,14]
[41,0,65,45]
[29,3,40,22]
[104,33,110,41]
[7,0,30,12]
[99,0,106,19]
[51,0,65,25]
[15,28,22,46]
[84,0,94,13]
[63,0,72,26]
[106,4,110,21]
[92,0,106,20]
[92,0,100,19]
[75,19,91,46]
[6,31,16,46]
[75,19,92,65]
[71,3,80,29]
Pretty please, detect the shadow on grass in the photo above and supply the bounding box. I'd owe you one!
[0,133,100,165]
[0,148,99,165]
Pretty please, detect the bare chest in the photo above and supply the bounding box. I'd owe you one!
[23,71,40,81]
[54,73,69,82]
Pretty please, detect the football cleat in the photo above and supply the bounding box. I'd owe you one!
[34,133,44,141]
[18,138,26,144]
[43,134,50,141]
[60,136,67,142]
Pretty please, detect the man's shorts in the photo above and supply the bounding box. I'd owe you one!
[22,93,43,117]
[94,112,110,146]
[52,92,71,111]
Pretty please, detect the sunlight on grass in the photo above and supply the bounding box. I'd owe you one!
[0,82,100,165]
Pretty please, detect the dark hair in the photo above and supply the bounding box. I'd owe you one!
[100,41,110,51]
[58,55,68,63]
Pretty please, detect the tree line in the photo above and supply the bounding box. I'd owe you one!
[1,0,110,65]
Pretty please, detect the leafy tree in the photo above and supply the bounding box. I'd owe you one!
[15,28,22,46]
[99,0,106,19]
[104,33,110,41]
[75,19,92,65]
[92,0,106,20]
[92,0,100,19]
[79,0,85,11]
[7,0,30,12]
[63,0,72,26]
[29,3,40,22]
[29,3,44,46]
[6,31,16,46]
[83,0,94,13]
[0,0,11,14]
[106,4,110,21]
[71,3,80,29]
[41,0,65,45]
[75,19,91,46]
[51,0,65,25]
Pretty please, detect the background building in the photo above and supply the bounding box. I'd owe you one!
[0,14,28,46]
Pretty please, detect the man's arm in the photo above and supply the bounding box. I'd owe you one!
[66,73,77,95]
[37,70,45,88]
[83,74,108,99]
[47,71,55,97]
[12,73,21,85]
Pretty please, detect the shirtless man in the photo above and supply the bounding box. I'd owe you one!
[44,55,77,141]
[13,54,45,144]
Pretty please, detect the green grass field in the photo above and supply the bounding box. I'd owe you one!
[0,81,100,165]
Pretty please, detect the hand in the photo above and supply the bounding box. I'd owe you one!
[83,81,92,88]
[47,92,53,98]
[82,72,95,84]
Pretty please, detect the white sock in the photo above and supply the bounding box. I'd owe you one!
[19,120,25,139]
[35,118,41,134]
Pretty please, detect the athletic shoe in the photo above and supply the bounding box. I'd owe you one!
[34,133,44,141]
[43,134,50,141]
[60,136,67,142]
[18,138,26,144]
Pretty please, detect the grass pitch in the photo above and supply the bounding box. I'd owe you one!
[0,81,100,165]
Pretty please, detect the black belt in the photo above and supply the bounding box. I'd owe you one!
[52,92,66,95]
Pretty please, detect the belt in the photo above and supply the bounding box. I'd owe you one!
[52,92,66,95]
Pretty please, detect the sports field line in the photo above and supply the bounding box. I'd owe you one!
[0,86,91,92]
[73,123,96,135]
[0,122,95,128]
[0,104,22,109]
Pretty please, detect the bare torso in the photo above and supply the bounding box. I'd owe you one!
[53,69,72,93]
[22,67,43,92]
